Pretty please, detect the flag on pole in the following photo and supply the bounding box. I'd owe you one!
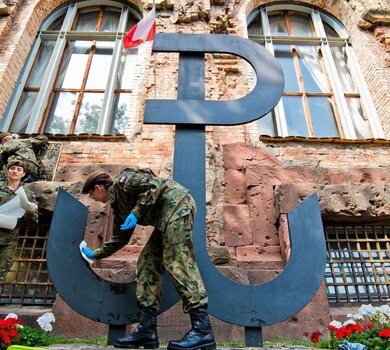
[124,1,156,49]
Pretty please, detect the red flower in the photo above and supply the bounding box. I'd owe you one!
[379,329,390,338]
[309,330,323,344]
[350,324,363,333]
[328,325,337,332]
[335,327,352,339]
[0,316,21,348]
[363,322,373,330]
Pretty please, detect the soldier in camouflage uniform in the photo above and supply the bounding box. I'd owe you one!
[0,132,48,183]
[81,169,215,350]
[0,160,38,283]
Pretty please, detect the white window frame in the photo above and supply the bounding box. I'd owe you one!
[247,4,385,139]
[1,0,141,135]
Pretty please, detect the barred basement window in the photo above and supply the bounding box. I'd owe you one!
[0,220,56,306]
[247,4,385,139]
[324,223,390,304]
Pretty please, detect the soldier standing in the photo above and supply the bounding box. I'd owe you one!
[0,132,48,182]
[0,160,38,282]
[81,168,216,350]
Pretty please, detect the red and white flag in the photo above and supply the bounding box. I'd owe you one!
[124,1,156,49]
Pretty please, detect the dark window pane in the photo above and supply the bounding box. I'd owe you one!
[47,15,65,30]
[45,92,78,134]
[101,10,121,32]
[247,17,262,36]
[126,14,139,32]
[283,96,309,136]
[308,97,339,137]
[256,111,276,136]
[74,11,99,31]
[10,92,38,133]
[110,93,131,134]
[269,14,288,36]
[323,22,339,38]
[74,93,104,133]
[27,41,56,88]
[275,45,299,92]
[290,14,313,36]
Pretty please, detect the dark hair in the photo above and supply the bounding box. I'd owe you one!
[91,174,113,190]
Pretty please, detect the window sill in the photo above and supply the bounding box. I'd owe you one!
[259,135,390,145]
[19,133,127,141]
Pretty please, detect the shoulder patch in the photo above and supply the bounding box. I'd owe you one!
[119,176,127,188]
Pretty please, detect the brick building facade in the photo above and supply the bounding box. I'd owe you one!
[0,0,389,343]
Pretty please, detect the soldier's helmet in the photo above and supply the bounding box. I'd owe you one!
[82,171,107,194]
[7,159,26,171]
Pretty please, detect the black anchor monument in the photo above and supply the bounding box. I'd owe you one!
[47,34,326,346]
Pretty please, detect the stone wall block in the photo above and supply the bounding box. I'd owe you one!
[275,183,390,218]
[223,204,253,247]
[224,168,247,204]
[223,143,284,170]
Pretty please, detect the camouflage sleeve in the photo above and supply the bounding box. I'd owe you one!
[30,135,48,150]
[92,229,133,260]
[122,172,162,220]
[0,146,4,169]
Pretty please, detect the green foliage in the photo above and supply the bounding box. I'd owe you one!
[12,326,50,347]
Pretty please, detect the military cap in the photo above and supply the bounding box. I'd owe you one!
[7,159,26,171]
[0,132,12,142]
[82,171,107,194]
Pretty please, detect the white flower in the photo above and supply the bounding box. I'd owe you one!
[5,313,18,320]
[343,319,356,326]
[378,305,390,316]
[348,312,364,321]
[37,312,55,332]
[329,320,343,329]
[358,304,375,317]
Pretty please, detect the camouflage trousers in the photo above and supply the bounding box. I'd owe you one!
[0,240,17,282]
[136,206,208,313]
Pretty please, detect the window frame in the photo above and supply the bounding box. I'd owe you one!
[247,4,385,139]
[0,0,141,135]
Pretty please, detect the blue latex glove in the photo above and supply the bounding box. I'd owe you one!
[121,212,138,231]
[82,246,95,260]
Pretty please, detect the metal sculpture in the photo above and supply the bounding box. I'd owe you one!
[47,188,179,344]
[47,33,326,346]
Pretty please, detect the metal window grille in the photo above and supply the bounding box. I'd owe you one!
[324,223,390,303]
[0,220,56,305]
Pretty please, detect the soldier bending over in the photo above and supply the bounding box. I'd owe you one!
[81,168,216,350]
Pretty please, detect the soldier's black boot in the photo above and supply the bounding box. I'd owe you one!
[114,308,159,349]
[167,308,216,350]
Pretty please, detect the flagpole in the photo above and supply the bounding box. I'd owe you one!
[152,0,156,99]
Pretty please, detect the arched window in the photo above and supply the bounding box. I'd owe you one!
[1,1,141,135]
[247,4,385,139]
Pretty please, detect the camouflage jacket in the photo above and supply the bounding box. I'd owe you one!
[0,181,38,244]
[1,135,48,174]
[93,168,195,260]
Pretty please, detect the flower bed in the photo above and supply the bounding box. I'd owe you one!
[0,313,55,350]
[309,304,390,349]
